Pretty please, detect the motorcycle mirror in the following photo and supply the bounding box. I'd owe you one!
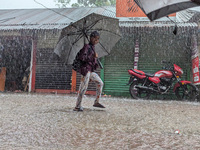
[166,16,177,35]
[173,25,178,35]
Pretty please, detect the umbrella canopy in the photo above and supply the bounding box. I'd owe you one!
[54,13,121,64]
[134,0,200,21]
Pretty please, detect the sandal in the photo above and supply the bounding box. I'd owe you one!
[73,107,83,111]
[93,102,105,108]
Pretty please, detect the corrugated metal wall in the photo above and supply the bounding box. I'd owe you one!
[103,25,193,98]
[103,34,134,97]
[35,48,72,90]
[137,26,191,99]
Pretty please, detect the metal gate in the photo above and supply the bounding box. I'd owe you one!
[103,37,134,97]
[35,48,72,90]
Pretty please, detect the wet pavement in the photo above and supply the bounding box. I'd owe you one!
[0,93,200,149]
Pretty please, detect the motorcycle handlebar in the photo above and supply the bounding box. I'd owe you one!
[161,60,170,64]
[161,60,174,71]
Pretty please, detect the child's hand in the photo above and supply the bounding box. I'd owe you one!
[94,52,98,58]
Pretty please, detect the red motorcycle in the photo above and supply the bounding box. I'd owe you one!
[127,61,199,101]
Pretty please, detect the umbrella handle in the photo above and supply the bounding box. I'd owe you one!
[97,58,103,69]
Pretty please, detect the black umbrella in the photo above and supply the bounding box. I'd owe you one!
[54,13,121,66]
[133,0,200,21]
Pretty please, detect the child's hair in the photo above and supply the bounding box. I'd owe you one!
[90,31,100,38]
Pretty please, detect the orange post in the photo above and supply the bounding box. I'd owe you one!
[0,67,6,92]
[71,70,77,93]
[31,40,37,92]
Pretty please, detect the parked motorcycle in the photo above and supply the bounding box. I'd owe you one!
[127,61,199,101]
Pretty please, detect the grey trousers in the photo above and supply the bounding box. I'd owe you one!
[75,72,103,108]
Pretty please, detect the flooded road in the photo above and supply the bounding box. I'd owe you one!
[0,93,200,149]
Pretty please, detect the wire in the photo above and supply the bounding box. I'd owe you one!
[33,0,137,22]
[166,16,176,24]
[32,0,154,22]
[99,1,145,18]
[33,0,75,22]
[33,0,178,24]
[99,6,127,18]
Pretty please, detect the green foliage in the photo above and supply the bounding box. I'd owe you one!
[55,0,116,8]
[75,0,116,7]
[54,0,70,8]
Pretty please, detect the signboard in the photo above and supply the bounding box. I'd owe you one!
[191,35,199,59]
[134,40,139,69]
[192,56,200,84]
[116,0,146,17]
[116,0,176,18]
[191,35,200,85]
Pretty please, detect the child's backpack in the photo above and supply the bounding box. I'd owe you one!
[72,46,92,71]
[72,50,83,71]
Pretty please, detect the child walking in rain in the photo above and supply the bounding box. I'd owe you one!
[73,31,105,111]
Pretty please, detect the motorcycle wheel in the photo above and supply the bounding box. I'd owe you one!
[129,81,151,100]
[175,83,198,101]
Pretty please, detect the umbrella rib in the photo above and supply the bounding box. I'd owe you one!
[66,33,84,63]
[99,42,109,54]
[86,19,103,30]
[80,17,121,41]
[86,18,118,31]
[66,31,82,36]
[87,17,119,30]
[89,28,121,37]
[85,18,121,37]
[72,33,85,46]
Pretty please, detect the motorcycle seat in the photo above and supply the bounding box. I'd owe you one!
[145,73,154,77]
[131,69,143,75]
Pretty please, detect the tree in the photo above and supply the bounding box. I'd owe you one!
[54,0,70,8]
[54,0,116,8]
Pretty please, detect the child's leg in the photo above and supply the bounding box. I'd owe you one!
[75,72,91,108]
[90,72,103,104]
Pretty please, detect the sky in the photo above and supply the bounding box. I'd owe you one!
[0,0,200,11]
[0,0,77,9]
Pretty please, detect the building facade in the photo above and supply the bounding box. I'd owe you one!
[0,7,199,98]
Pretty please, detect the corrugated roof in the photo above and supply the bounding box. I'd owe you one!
[177,10,196,22]
[120,21,198,28]
[0,7,114,30]
[176,7,200,23]
[0,6,198,31]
